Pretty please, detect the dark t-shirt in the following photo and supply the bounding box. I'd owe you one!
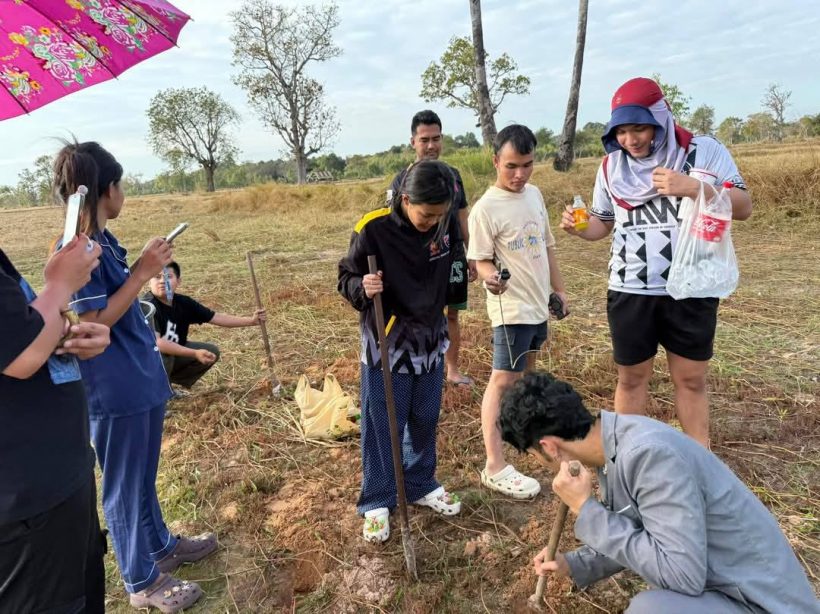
[0,249,95,524]
[143,292,214,347]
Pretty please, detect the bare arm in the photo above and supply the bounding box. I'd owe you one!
[156,334,215,364]
[78,238,172,328]
[653,168,752,220]
[475,259,507,295]
[547,246,566,294]
[457,208,469,247]
[729,188,752,221]
[78,274,145,328]
[4,237,101,378]
[559,205,614,241]
[210,310,264,328]
[4,286,72,379]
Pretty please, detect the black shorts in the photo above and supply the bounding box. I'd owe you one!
[607,290,719,365]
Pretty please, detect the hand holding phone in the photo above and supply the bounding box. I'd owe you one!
[61,186,88,249]
[165,222,189,244]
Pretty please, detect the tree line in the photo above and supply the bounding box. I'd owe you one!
[2,0,818,206]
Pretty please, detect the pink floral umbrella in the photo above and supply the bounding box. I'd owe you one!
[0,0,190,120]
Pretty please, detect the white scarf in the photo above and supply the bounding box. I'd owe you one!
[603,100,688,210]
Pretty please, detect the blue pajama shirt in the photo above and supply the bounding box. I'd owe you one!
[72,230,175,593]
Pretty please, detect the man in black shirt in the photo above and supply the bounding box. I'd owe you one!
[144,261,266,389]
[388,110,477,386]
[0,238,110,613]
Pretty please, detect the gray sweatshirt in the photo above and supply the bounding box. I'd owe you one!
[564,411,819,613]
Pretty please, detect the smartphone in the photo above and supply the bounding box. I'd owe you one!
[61,186,88,248]
[165,222,189,244]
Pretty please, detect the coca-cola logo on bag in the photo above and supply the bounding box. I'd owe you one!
[692,213,730,242]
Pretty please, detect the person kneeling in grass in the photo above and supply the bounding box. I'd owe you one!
[143,261,265,390]
[338,160,463,543]
[499,372,818,614]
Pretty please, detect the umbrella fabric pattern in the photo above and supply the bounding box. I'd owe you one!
[0,0,190,120]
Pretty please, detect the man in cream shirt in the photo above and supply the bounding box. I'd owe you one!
[467,124,569,499]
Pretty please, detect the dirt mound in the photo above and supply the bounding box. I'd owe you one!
[321,555,398,612]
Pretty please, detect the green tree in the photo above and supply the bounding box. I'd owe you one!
[716,116,745,144]
[420,36,530,133]
[574,123,605,158]
[534,127,556,146]
[581,121,606,134]
[454,131,480,148]
[688,104,715,135]
[796,113,820,138]
[231,1,342,184]
[147,86,239,192]
[15,154,53,206]
[742,112,776,142]
[311,152,346,176]
[651,73,691,121]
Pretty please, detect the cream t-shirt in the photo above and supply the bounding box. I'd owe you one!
[467,184,556,327]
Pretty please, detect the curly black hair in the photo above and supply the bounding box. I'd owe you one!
[499,371,594,452]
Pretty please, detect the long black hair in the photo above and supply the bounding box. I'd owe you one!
[53,140,123,237]
[390,159,456,244]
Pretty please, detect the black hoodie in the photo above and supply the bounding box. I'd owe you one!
[338,206,462,374]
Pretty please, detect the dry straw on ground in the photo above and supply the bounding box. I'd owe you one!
[1,140,817,612]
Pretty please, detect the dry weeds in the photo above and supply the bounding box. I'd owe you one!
[0,141,817,613]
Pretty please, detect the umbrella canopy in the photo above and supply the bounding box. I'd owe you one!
[0,0,190,120]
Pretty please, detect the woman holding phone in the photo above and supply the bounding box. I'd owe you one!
[54,140,215,612]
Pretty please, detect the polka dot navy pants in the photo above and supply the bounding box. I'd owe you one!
[357,361,443,515]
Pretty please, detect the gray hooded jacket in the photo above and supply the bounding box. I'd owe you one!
[564,411,818,613]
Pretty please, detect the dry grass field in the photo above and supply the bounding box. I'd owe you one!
[1,141,818,613]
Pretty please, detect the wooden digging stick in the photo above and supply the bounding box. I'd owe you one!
[367,255,417,580]
[529,461,582,610]
[246,251,281,396]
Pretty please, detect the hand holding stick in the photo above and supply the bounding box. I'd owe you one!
[528,460,582,610]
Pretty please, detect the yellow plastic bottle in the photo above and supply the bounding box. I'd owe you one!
[572,195,590,231]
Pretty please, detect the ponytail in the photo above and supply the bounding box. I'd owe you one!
[53,140,123,237]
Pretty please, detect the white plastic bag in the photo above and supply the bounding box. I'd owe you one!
[667,181,739,299]
[295,374,360,440]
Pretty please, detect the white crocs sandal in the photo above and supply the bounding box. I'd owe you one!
[414,486,462,516]
[480,465,541,499]
[362,507,390,543]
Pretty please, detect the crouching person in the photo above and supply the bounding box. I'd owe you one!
[499,372,818,613]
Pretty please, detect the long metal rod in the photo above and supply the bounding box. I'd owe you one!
[367,255,417,578]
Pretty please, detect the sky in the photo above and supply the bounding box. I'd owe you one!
[1,0,819,185]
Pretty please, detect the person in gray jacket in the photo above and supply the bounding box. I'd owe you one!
[499,371,818,613]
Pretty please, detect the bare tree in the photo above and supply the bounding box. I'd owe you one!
[553,0,589,172]
[231,1,341,184]
[147,87,239,192]
[761,83,791,142]
[468,0,497,146]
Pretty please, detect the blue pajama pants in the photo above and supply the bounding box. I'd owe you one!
[357,362,443,514]
[90,404,178,593]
